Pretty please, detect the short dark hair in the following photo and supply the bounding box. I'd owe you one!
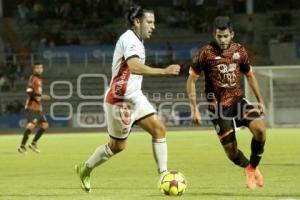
[213,16,233,32]
[127,5,154,26]
[33,63,43,67]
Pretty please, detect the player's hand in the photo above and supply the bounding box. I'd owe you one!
[164,64,181,75]
[258,102,266,115]
[191,109,201,125]
[42,94,51,101]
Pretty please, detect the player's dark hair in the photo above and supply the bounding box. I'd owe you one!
[33,63,43,67]
[127,5,154,26]
[213,16,233,32]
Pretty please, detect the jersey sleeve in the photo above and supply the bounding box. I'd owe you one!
[122,35,140,61]
[189,48,206,76]
[239,46,252,75]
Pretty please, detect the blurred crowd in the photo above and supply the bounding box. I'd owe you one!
[17,0,133,25]
[0,43,27,92]
[16,0,133,46]
[11,0,300,47]
[0,100,24,115]
[0,62,22,92]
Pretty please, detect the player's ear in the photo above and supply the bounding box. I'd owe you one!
[231,31,235,39]
[133,18,140,27]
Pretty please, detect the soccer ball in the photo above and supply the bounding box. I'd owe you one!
[159,170,187,196]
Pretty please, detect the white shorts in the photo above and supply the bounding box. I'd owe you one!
[104,93,156,139]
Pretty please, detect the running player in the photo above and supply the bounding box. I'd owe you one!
[75,5,181,192]
[186,16,266,189]
[18,63,51,154]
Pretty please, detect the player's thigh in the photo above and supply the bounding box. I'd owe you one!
[38,113,48,129]
[214,117,236,145]
[134,93,163,137]
[26,110,37,123]
[136,114,166,138]
[104,102,134,140]
[239,98,261,126]
[25,110,38,129]
[134,93,156,120]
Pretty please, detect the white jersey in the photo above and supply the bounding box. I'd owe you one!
[105,29,145,104]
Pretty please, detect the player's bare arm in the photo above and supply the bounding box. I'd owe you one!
[42,94,51,101]
[246,71,266,114]
[127,57,180,75]
[186,75,201,125]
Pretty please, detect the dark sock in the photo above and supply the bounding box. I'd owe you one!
[21,129,31,146]
[250,137,265,168]
[32,128,45,144]
[232,150,250,168]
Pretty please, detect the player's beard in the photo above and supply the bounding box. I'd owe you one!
[219,43,229,50]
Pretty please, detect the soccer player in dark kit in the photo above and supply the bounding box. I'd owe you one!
[18,63,51,154]
[186,16,266,189]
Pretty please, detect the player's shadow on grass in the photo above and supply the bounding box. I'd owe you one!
[0,151,18,154]
[188,192,300,198]
[263,163,300,166]
[2,194,76,197]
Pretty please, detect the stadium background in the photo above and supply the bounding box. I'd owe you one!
[0,1,300,200]
[0,0,299,131]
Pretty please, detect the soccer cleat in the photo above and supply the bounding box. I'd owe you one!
[255,167,264,187]
[244,165,256,189]
[18,146,27,154]
[28,143,41,153]
[75,163,92,193]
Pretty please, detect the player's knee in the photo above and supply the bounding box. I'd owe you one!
[111,145,125,154]
[153,124,166,137]
[41,122,49,130]
[252,125,266,141]
[109,140,126,154]
[250,120,266,140]
[26,122,36,130]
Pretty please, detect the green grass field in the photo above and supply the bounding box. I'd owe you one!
[1,128,300,200]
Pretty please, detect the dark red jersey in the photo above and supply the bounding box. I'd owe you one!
[190,41,252,108]
[25,74,43,112]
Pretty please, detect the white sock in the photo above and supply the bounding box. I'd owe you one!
[152,138,168,174]
[85,143,114,169]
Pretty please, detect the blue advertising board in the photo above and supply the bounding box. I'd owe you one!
[38,43,203,63]
[0,115,69,129]
[296,42,300,58]
[38,45,115,63]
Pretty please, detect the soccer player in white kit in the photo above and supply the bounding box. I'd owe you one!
[75,5,181,192]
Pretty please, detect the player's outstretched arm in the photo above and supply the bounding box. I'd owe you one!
[127,57,180,75]
[186,75,201,125]
[246,72,266,115]
[42,94,51,101]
